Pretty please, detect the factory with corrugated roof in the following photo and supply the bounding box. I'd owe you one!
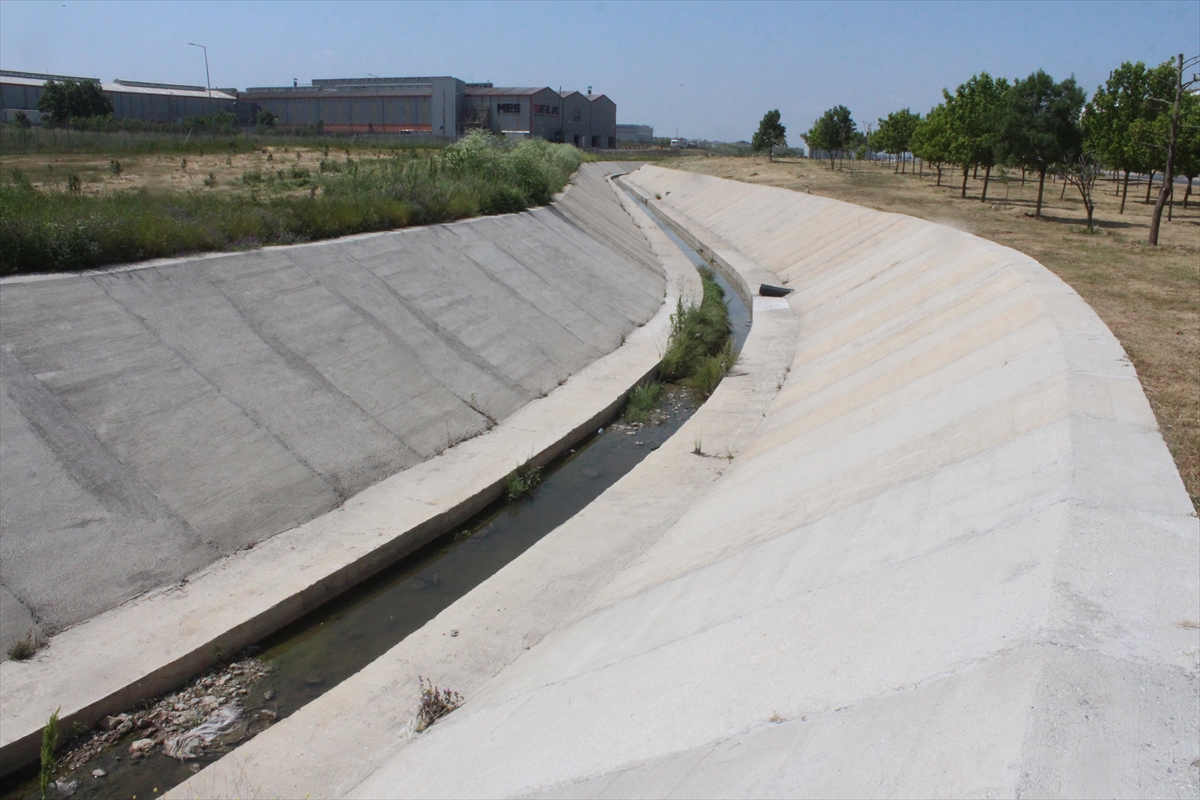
[1,70,616,147]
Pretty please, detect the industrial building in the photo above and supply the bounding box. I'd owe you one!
[616,123,655,145]
[0,70,236,123]
[240,76,616,146]
[0,70,617,147]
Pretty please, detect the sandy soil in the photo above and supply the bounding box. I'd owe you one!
[668,154,1199,509]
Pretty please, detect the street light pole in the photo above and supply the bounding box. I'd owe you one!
[188,42,211,97]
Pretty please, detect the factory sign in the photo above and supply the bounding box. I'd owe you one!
[533,104,559,116]
[497,103,521,114]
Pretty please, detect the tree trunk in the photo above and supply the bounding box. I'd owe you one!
[936,164,942,186]
[981,164,991,202]
[1185,176,1193,209]
[1085,202,1094,231]
[894,153,899,173]
[1021,167,1025,186]
[1120,170,1130,214]
[1035,168,1047,217]
[1060,179,1067,201]
[1149,55,1185,245]
[960,164,969,198]
[829,151,835,171]
[973,165,978,179]
[1145,171,1155,203]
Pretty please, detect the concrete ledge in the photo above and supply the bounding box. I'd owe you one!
[0,170,674,777]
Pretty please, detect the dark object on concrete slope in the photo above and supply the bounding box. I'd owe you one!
[759,284,794,297]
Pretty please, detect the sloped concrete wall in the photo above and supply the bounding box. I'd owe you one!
[338,166,1198,798]
[0,164,663,643]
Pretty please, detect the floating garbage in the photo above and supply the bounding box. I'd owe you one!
[163,706,242,760]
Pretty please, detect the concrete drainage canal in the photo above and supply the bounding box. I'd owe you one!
[0,209,750,800]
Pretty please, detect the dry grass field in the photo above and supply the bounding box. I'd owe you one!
[671,155,1199,510]
[2,145,394,196]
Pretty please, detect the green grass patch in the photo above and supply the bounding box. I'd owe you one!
[505,460,543,500]
[661,268,735,398]
[0,131,583,275]
[624,381,665,423]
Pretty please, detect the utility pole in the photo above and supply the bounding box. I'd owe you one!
[188,42,211,97]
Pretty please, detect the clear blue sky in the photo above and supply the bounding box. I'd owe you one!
[1,0,1196,142]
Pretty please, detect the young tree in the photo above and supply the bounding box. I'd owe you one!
[1084,61,1156,214]
[874,109,921,173]
[910,104,953,186]
[995,70,1085,217]
[1147,54,1200,246]
[804,106,856,170]
[1174,92,1200,209]
[1059,152,1102,231]
[36,79,112,125]
[751,109,787,161]
[943,73,1009,200]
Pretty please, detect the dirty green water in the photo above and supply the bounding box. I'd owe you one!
[1,197,749,800]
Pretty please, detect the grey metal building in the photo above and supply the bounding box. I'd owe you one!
[239,76,462,136]
[587,94,617,149]
[0,70,236,122]
[617,124,655,145]
[244,76,618,146]
[1,69,618,147]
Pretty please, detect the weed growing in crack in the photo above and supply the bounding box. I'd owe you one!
[8,627,44,661]
[415,676,462,732]
[505,460,543,500]
[40,707,59,800]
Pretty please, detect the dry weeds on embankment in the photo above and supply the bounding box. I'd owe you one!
[672,155,1200,510]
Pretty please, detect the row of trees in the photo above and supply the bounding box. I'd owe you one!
[754,55,1199,244]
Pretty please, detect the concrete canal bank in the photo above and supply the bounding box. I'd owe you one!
[181,165,1194,799]
[0,163,680,776]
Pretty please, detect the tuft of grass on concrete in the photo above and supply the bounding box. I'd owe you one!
[7,628,43,661]
[505,460,543,500]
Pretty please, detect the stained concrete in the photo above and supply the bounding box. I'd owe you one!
[0,164,662,647]
[176,166,1196,799]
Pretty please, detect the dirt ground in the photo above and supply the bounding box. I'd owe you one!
[1,145,404,195]
[668,154,1199,509]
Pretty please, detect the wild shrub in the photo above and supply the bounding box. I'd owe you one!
[415,677,462,732]
[661,269,733,382]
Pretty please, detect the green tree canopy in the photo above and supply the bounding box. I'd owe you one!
[943,72,1009,199]
[910,104,954,185]
[36,79,113,125]
[1084,64,1151,174]
[995,70,1085,216]
[751,109,787,161]
[873,108,921,172]
[804,105,856,170]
